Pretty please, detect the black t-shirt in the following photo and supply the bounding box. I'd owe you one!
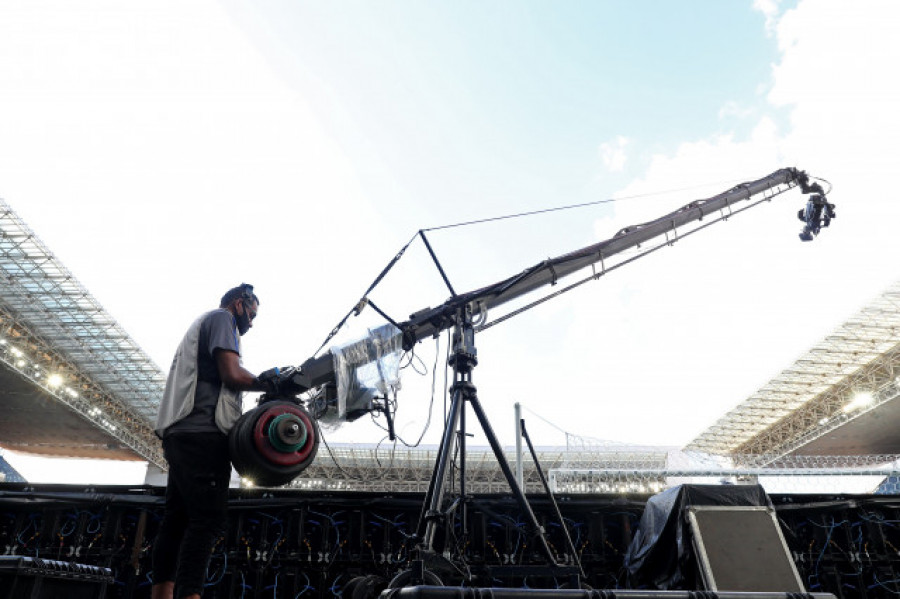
[166,309,240,435]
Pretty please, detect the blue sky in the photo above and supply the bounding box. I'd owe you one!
[1,0,899,483]
[233,1,785,213]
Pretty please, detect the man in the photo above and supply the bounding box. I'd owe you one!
[151,283,266,599]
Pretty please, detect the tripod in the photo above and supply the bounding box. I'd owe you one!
[401,304,581,587]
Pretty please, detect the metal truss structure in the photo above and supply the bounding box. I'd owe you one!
[0,199,165,468]
[551,451,900,494]
[686,279,900,463]
[281,443,900,494]
[285,444,664,493]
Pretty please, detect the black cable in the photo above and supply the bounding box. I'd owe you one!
[319,429,364,481]
[374,434,397,470]
[319,425,398,484]
[815,176,834,195]
[382,335,442,449]
[399,347,427,375]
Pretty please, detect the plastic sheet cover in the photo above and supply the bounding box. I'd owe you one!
[623,484,772,590]
[327,324,402,424]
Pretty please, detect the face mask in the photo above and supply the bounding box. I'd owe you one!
[236,301,253,336]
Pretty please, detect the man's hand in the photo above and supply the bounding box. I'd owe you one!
[253,366,306,402]
[256,367,283,396]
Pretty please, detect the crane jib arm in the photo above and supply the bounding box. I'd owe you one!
[297,167,824,389]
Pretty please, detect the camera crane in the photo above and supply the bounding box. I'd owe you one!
[227,166,834,587]
[295,167,832,388]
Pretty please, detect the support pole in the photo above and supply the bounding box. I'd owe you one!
[515,402,524,488]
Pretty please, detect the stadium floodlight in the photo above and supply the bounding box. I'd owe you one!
[855,391,874,405]
[843,391,874,413]
[47,373,63,388]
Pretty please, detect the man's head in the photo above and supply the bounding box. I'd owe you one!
[221,283,259,336]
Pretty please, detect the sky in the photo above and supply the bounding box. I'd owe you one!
[1,0,899,484]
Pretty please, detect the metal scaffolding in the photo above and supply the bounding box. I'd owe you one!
[278,443,900,494]
[0,198,165,468]
[284,444,670,493]
[686,279,900,461]
[278,443,676,493]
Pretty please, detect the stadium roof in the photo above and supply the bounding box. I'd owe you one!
[0,198,164,467]
[686,278,900,462]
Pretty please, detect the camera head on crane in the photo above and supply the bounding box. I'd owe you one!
[798,193,836,241]
[794,172,835,242]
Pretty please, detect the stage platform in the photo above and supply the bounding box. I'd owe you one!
[0,484,892,599]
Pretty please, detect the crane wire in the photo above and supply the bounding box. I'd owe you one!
[476,182,797,333]
[310,177,749,356]
[519,404,570,436]
[419,178,748,233]
[310,231,419,358]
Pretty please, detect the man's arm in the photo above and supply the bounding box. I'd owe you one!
[215,348,264,391]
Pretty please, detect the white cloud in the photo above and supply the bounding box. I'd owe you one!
[772,0,900,177]
[599,135,629,173]
[753,0,783,34]
[718,101,755,121]
[601,117,783,232]
[571,0,900,445]
[573,121,795,445]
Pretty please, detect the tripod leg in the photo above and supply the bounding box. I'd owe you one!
[467,393,559,566]
[417,384,465,552]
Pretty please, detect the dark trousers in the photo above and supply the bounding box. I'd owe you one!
[152,431,231,597]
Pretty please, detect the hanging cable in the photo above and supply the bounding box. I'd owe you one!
[374,334,442,449]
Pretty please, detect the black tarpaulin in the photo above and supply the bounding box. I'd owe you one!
[623,484,772,589]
